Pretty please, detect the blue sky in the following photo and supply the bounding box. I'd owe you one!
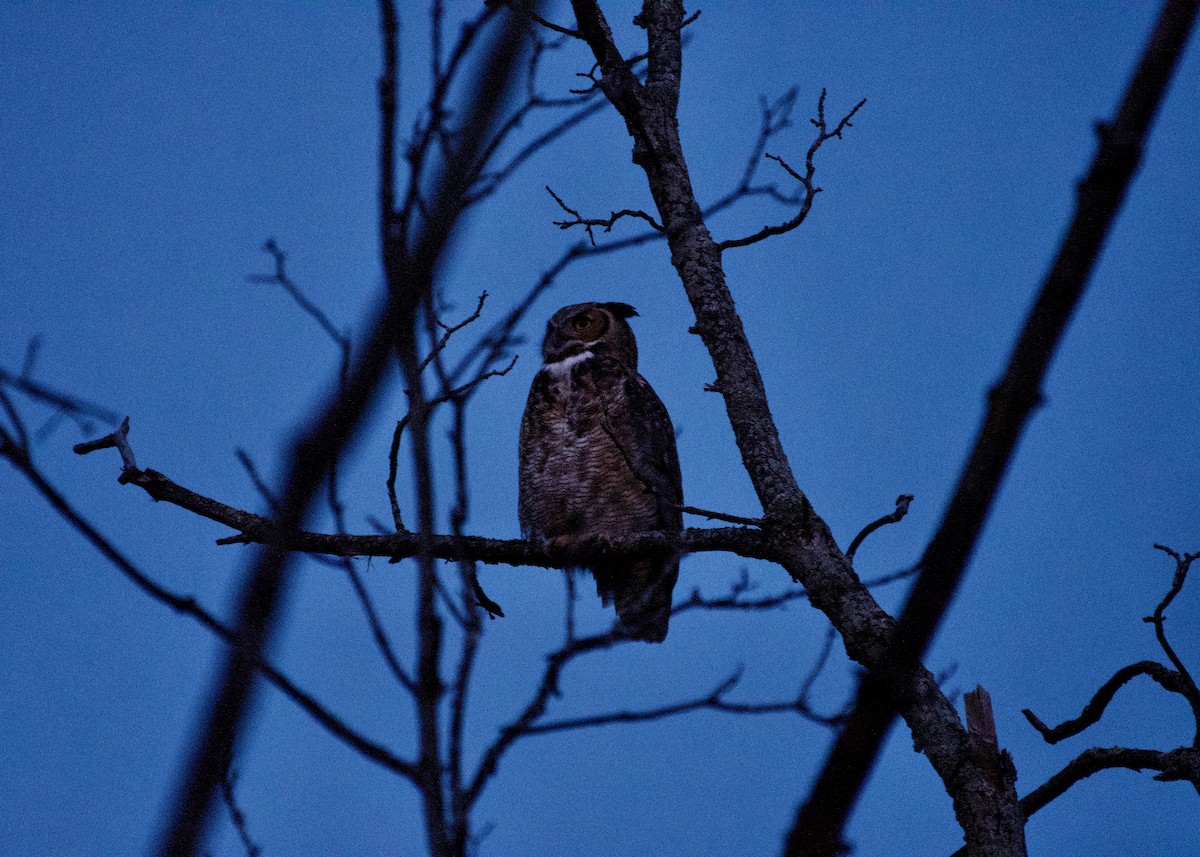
[2,2,1198,855]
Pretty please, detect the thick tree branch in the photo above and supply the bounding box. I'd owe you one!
[154,4,544,852]
[792,2,1199,852]
[73,421,771,565]
[565,3,1020,855]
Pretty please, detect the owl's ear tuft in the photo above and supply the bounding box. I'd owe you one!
[602,302,639,319]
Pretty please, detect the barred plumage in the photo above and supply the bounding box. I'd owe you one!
[519,302,683,642]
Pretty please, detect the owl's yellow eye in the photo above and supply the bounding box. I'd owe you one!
[571,314,592,331]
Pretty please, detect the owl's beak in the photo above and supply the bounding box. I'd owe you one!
[543,327,587,362]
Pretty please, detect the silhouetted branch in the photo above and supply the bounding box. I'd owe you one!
[234,449,280,513]
[678,504,765,527]
[219,762,261,857]
[387,354,518,533]
[487,0,583,39]
[1023,544,1200,754]
[0,365,121,428]
[2,425,419,785]
[791,1,1200,850]
[546,185,663,245]
[249,239,350,357]
[1148,544,1200,732]
[1023,661,1189,744]
[845,494,913,562]
[1021,746,1200,818]
[155,3,543,851]
[716,89,865,252]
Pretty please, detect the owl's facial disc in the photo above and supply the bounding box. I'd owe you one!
[543,308,610,362]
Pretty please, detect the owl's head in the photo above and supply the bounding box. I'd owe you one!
[541,302,640,369]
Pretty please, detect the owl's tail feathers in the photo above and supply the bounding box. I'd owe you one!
[593,557,680,643]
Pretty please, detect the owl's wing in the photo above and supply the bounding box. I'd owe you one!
[517,370,552,538]
[593,360,683,532]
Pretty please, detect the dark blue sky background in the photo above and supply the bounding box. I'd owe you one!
[2,3,1198,855]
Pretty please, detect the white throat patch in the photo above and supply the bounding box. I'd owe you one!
[544,349,594,376]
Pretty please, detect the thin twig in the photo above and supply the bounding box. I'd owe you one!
[219,763,262,857]
[235,449,280,513]
[845,494,913,562]
[546,185,663,246]
[487,0,583,39]
[3,428,419,783]
[678,504,765,527]
[716,90,866,251]
[0,366,121,426]
[1022,660,1188,744]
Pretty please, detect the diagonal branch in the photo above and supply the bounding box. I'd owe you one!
[792,2,1200,851]
[845,494,913,563]
[1020,746,1200,818]
[154,5,544,852]
[0,428,418,783]
[546,185,663,245]
[73,422,771,564]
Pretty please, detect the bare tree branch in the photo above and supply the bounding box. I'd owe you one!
[75,426,773,566]
[845,494,913,563]
[791,1,1200,851]
[563,3,1028,854]
[487,0,583,40]
[155,4,545,851]
[219,762,262,857]
[1022,661,1189,744]
[0,365,121,428]
[716,89,866,252]
[546,185,663,245]
[1147,544,1200,738]
[0,426,419,784]
[249,238,350,356]
[1021,746,1200,818]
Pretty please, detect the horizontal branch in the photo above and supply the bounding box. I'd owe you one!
[1021,745,1200,818]
[73,438,772,565]
[237,519,769,567]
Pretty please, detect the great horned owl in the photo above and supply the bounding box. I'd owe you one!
[519,302,683,642]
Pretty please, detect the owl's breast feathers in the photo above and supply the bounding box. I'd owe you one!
[518,352,681,540]
[518,350,683,642]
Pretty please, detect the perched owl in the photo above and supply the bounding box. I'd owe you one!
[519,302,683,642]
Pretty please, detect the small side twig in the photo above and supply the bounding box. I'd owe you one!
[546,186,663,246]
[678,504,765,528]
[73,416,138,478]
[249,239,350,356]
[219,761,262,857]
[717,89,866,251]
[486,0,583,39]
[235,449,280,513]
[845,494,914,562]
[1148,544,1200,721]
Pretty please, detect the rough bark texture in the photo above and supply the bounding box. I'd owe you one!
[568,2,1028,855]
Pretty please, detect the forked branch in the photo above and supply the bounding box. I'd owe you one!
[716,89,866,252]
